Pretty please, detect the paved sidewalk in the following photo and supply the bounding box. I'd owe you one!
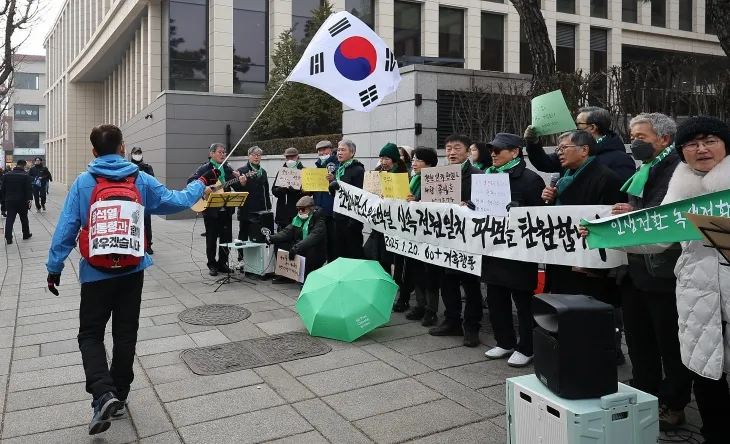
[0,193,705,443]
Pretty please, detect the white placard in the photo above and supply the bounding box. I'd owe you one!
[274,168,303,189]
[384,234,482,276]
[421,164,462,204]
[471,174,512,217]
[275,250,306,283]
[89,200,145,257]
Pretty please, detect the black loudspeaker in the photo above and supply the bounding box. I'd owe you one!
[248,211,274,243]
[532,293,617,399]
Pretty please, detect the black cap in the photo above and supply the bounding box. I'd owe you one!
[675,116,730,162]
[131,147,143,154]
[486,133,525,150]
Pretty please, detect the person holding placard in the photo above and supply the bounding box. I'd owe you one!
[480,134,545,367]
[328,140,366,259]
[313,140,338,262]
[236,146,272,248]
[272,147,304,234]
[469,142,492,172]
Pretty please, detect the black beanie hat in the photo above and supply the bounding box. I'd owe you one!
[675,116,730,162]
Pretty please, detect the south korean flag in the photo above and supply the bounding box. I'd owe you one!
[289,11,401,112]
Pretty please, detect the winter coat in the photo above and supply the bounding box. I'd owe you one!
[626,149,682,292]
[313,153,338,216]
[29,164,52,184]
[481,160,545,291]
[0,166,33,204]
[187,161,242,218]
[364,163,408,265]
[443,163,484,276]
[132,161,155,177]
[330,159,365,222]
[269,207,327,276]
[527,131,637,183]
[272,162,304,227]
[621,156,730,380]
[48,155,205,284]
[236,162,272,222]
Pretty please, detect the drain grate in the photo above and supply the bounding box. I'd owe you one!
[178,304,251,326]
[180,332,332,375]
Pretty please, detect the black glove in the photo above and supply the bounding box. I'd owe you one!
[328,180,340,194]
[199,168,219,186]
[288,248,297,260]
[465,200,476,211]
[47,273,61,296]
[506,201,520,211]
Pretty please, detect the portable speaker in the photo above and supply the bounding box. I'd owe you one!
[248,210,274,243]
[533,293,617,400]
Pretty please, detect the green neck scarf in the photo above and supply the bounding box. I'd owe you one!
[556,156,595,204]
[249,162,263,178]
[387,165,399,173]
[409,173,421,199]
[291,214,312,239]
[472,161,485,171]
[287,161,302,169]
[621,145,674,197]
[336,159,354,181]
[596,135,606,144]
[486,158,520,174]
[210,159,225,183]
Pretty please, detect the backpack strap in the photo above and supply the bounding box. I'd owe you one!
[90,171,139,184]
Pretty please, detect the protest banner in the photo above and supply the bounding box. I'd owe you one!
[421,164,461,204]
[531,90,577,136]
[384,233,482,276]
[275,250,306,283]
[364,171,382,195]
[582,189,730,249]
[301,168,330,192]
[380,172,410,199]
[334,182,626,268]
[274,168,303,189]
[471,174,512,217]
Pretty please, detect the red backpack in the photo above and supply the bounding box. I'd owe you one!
[79,173,148,272]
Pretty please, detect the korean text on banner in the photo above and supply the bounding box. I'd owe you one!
[384,233,482,276]
[471,174,512,217]
[274,167,303,189]
[421,165,462,204]
[380,172,410,199]
[276,250,306,283]
[531,90,577,136]
[302,168,330,192]
[89,201,145,257]
[581,189,730,249]
[364,171,382,195]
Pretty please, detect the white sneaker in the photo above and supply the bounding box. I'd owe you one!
[507,351,533,368]
[484,347,514,360]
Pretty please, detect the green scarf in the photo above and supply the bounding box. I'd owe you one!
[409,173,421,200]
[249,162,263,178]
[486,158,520,174]
[556,156,595,204]
[621,145,674,197]
[291,214,312,239]
[287,161,303,169]
[336,159,354,181]
[387,165,399,173]
[472,161,486,171]
[210,159,226,183]
[596,135,606,145]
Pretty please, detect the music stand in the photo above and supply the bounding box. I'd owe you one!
[204,192,250,291]
[685,213,730,266]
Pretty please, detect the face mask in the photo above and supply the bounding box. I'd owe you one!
[285,160,297,167]
[298,213,309,220]
[132,154,143,162]
[319,155,330,161]
[630,140,655,161]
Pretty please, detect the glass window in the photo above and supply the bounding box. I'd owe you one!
[439,7,464,66]
[678,0,693,31]
[14,132,40,148]
[169,0,208,92]
[483,0,503,3]
[589,28,608,104]
[590,0,608,19]
[394,1,421,58]
[233,0,267,95]
[706,7,716,34]
[481,13,504,72]
[13,73,39,90]
[13,105,40,121]
[519,24,533,75]
[557,0,576,14]
[346,0,374,30]
[555,23,575,73]
[651,0,666,28]
[622,0,638,23]
[292,0,321,44]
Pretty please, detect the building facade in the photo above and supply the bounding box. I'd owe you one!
[3,55,47,168]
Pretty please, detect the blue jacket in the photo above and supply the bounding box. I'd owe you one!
[47,154,205,283]
[312,153,338,216]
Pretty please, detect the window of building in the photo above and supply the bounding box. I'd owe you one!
[481,13,504,72]
[589,28,608,104]
[622,0,638,23]
[556,23,575,73]
[14,132,40,148]
[346,0,374,30]
[651,0,666,27]
[13,73,39,90]
[706,7,716,34]
[13,105,40,121]
[483,0,503,3]
[394,1,421,59]
[169,0,209,92]
[590,0,608,18]
[293,0,321,44]
[557,0,576,14]
[678,0,693,31]
[519,24,533,75]
[439,7,464,67]
[233,0,267,95]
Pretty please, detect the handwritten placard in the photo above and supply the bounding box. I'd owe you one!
[380,172,410,199]
[275,250,306,282]
[384,234,483,276]
[471,174,512,217]
[531,90,577,136]
[274,168,303,189]
[421,165,462,204]
[364,171,382,195]
[301,168,330,192]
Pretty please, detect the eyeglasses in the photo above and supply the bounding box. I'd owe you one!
[682,138,720,152]
[575,121,591,127]
[297,207,309,213]
[555,144,578,154]
[248,153,261,158]
[490,147,517,155]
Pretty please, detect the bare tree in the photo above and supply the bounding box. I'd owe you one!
[1,0,42,109]
[509,0,556,93]
[706,0,730,59]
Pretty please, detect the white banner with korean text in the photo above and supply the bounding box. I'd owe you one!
[383,234,483,276]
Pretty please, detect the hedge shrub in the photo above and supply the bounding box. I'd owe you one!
[234,134,343,156]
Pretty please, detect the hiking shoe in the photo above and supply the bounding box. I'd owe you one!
[421,311,438,327]
[658,406,685,431]
[429,319,463,337]
[208,266,218,276]
[112,397,128,418]
[89,392,121,435]
[405,307,425,321]
[485,347,514,360]
[507,351,533,367]
[463,331,480,347]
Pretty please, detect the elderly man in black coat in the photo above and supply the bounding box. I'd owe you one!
[327,140,366,260]
[1,159,33,244]
[237,146,272,245]
[268,196,327,279]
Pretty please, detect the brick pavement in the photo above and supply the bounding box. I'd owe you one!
[0,191,705,443]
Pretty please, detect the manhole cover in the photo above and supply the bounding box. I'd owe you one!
[178,304,251,326]
[180,332,332,375]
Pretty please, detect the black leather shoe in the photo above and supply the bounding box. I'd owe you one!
[392,298,410,313]
[22,234,32,240]
[5,238,12,245]
[421,311,438,327]
[405,307,425,320]
[208,266,218,276]
[463,331,480,347]
[429,319,463,336]
[218,264,232,274]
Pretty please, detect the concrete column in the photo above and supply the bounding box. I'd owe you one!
[377,0,394,48]
[135,29,142,113]
[697,0,706,33]
[576,23,590,73]
[330,0,345,11]
[127,48,132,120]
[608,27,621,68]
[269,0,292,73]
[141,15,149,106]
[422,1,439,58]
[465,7,481,70]
[640,0,652,26]
[505,9,520,74]
[668,0,679,30]
[209,0,233,93]
[148,0,163,99]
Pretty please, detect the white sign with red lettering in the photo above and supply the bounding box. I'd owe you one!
[88,200,145,257]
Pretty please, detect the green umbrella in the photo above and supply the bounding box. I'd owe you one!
[296,258,398,342]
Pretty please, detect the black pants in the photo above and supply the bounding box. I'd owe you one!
[486,284,535,356]
[442,271,483,332]
[693,372,730,443]
[32,184,46,209]
[393,255,413,299]
[325,215,336,262]
[621,278,691,410]
[409,260,441,313]
[144,213,152,246]
[78,271,143,401]
[333,218,364,260]
[203,212,232,268]
[4,202,30,241]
